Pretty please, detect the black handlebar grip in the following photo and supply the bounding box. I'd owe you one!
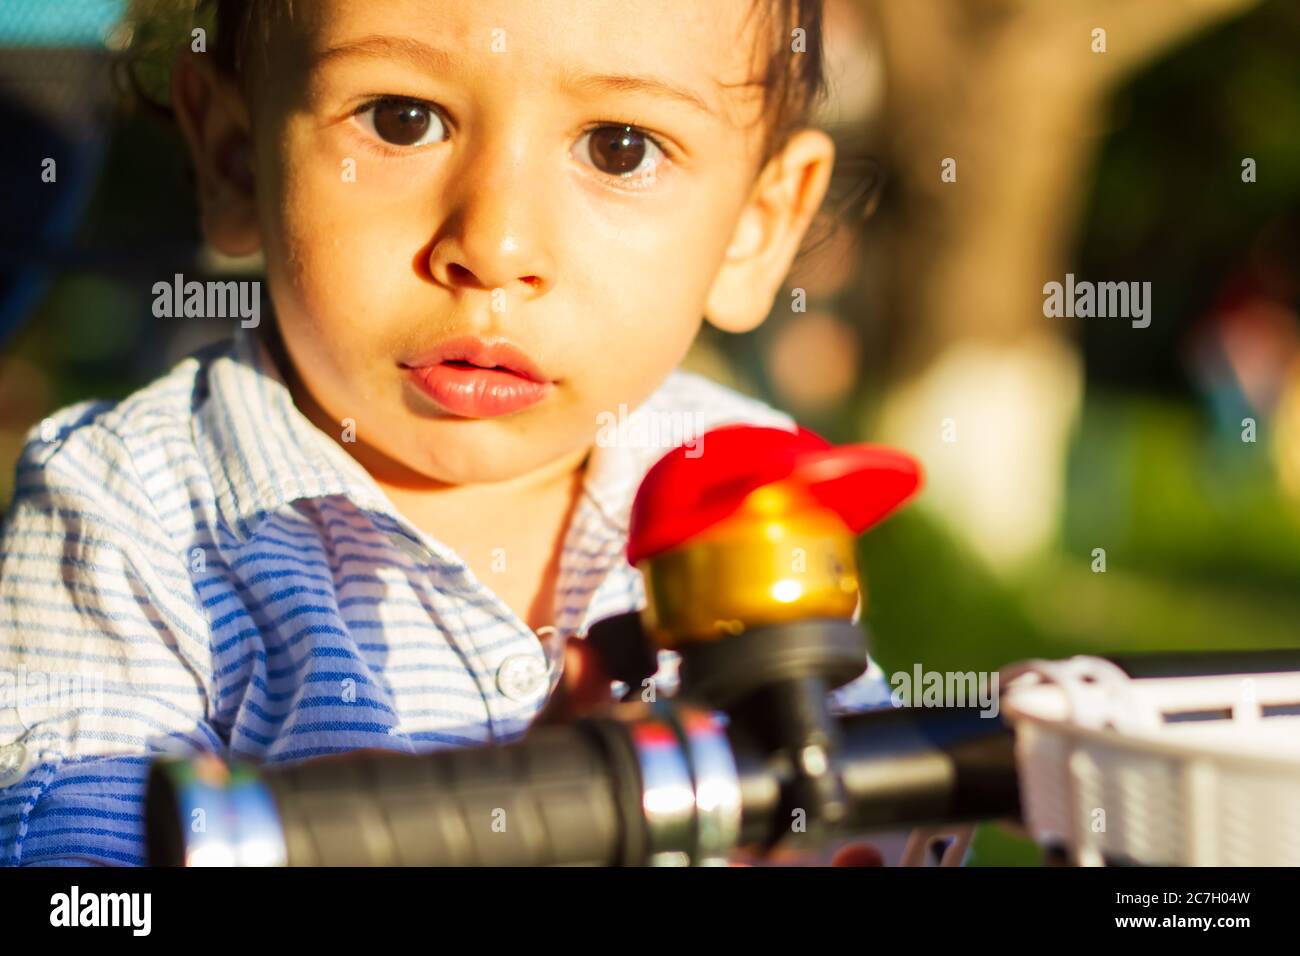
[261,721,645,866]
[834,707,1020,829]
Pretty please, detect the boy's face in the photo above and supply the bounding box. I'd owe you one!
[180,0,833,486]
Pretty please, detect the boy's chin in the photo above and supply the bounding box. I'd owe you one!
[396,431,591,488]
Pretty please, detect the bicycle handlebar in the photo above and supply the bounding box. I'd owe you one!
[147,700,1019,866]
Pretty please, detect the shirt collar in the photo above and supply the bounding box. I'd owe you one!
[195,324,793,546]
[194,324,398,542]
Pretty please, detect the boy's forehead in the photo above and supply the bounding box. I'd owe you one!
[282,0,768,122]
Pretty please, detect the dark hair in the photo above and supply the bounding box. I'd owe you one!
[128,0,828,163]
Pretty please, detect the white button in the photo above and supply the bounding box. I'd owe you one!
[649,649,682,698]
[496,654,548,702]
[0,741,29,786]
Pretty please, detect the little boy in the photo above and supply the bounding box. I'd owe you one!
[0,0,890,866]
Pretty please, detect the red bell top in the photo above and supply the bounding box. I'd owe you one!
[626,424,923,566]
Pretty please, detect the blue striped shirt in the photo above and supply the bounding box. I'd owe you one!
[0,324,890,866]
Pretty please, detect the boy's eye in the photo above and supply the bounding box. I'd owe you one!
[356,98,447,147]
[575,125,664,180]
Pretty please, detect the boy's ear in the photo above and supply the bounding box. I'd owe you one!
[704,129,835,334]
[171,49,261,257]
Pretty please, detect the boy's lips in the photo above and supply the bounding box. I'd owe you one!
[399,336,554,418]
[402,337,549,382]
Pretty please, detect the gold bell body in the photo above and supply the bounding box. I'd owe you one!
[637,479,862,647]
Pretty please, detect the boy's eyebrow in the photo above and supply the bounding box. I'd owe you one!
[316,34,460,72]
[315,34,717,118]
[558,69,716,118]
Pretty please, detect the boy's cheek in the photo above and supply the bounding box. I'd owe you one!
[268,204,419,341]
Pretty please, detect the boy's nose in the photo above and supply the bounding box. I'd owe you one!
[425,150,557,300]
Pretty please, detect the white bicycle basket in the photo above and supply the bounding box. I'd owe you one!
[1000,655,1300,866]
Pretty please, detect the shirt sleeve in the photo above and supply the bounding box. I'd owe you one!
[0,450,220,866]
[826,589,895,714]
